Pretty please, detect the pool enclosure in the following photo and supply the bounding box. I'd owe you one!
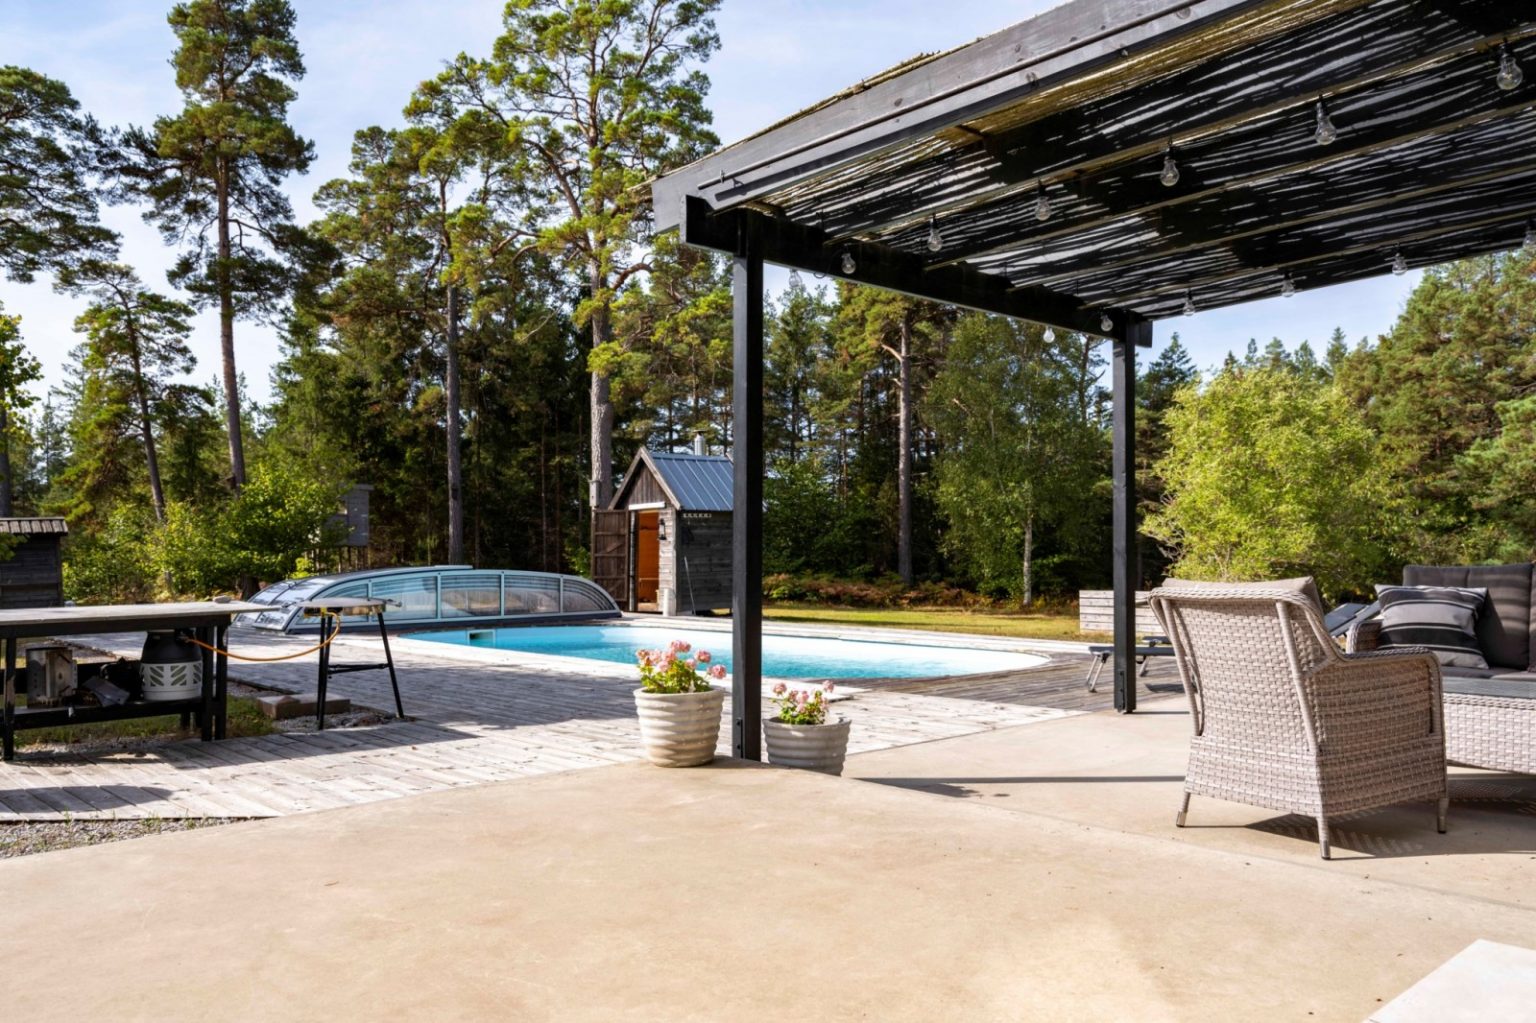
[236,566,622,634]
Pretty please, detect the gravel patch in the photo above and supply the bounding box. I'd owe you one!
[0,817,240,860]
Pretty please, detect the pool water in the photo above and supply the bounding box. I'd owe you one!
[408,625,1046,680]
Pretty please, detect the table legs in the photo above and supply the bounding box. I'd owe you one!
[198,626,214,742]
[215,625,229,741]
[316,619,331,731]
[377,613,404,719]
[3,636,16,761]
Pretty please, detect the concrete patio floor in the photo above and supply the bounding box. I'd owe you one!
[847,694,1536,910]
[3,703,1535,1022]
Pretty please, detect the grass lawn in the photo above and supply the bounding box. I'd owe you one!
[18,695,276,748]
[763,604,1097,643]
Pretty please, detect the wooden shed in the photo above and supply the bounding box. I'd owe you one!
[593,450,733,616]
[0,518,67,609]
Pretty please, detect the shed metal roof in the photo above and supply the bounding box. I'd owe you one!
[0,518,68,536]
[653,0,1536,340]
[614,450,735,512]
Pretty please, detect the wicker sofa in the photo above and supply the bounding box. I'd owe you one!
[1349,563,1536,774]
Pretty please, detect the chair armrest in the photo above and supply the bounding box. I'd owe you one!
[1346,617,1383,653]
[1307,649,1443,744]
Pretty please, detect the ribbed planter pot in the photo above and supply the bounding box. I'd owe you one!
[633,687,726,767]
[763,718,852,776]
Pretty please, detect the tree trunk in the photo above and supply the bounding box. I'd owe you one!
[589,267,615,510]
[0,405,11,516]
[216,156,246,489]
[1021,512,1035,610]
[132,356,167,523]
[445,283,465,564]
[897,317,914,586]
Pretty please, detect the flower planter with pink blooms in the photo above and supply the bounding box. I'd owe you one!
[763,681,850,776]
[632,640,729,768]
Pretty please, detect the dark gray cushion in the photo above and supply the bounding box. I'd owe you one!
[1404,563,1534,671]
[1443,676,1536,700]
[1375,584,1489,670]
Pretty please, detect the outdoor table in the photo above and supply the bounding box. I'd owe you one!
[0,600,267,761]
[298,598,404,730]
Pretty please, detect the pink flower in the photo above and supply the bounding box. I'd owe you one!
[696,651,711,664]
[823,681,835,694]
[662,653,676,668]
[684,659,696,670]
[709,664,726,680]
[795,689,810,705]
[668,639,683,653]
[772,682,787,696]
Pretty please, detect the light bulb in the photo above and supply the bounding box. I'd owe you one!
[1314,99,1338,146]
[1042,326,1056,343]
[1160,150,1180,188]
[787,269,803,289]
[1182,291,1197,317]
[926,216,944,253]
[1525,220,1536,249]
[1175,5,1192,19]
[1391,250,1408,276]
[1034,188,1052,222]
[1281,272,1296,298]
[1498,45,1524,92]
[841,249,857,275]
[1100,312,1114,333]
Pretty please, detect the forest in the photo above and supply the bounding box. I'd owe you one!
[2,0,1535,610]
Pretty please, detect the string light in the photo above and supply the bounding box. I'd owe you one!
[1182,290,1197,317]
[1391,250,1408,276]
[1034,183,1053,222]
[1525,219,1536,249]
[1313,98,1338,146]
[1100,312,1114,333]
[1498,44,1524,92]
[1175,5,1192,19]
[1281,272,1296,298]
[841,249,857,275]
[1042,326,1056,343]
[1159,148,1181,188]
[926,216,944,253]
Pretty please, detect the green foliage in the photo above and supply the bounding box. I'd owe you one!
[156,462,346,594]
[0,66,117,282]
[62,506,158,604]
[1143,364,1393,600]
[1457,395,1536,562]
[926,314,1106,605]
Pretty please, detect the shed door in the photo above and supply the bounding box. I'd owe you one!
[591,510,630,607]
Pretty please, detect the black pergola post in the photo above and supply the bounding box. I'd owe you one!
[1112,320,1149,713]
[731,228,765,760]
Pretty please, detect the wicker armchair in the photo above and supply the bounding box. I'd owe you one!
[1149,586,1448,859]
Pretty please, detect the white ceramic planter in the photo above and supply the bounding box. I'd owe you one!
[763,718,852,775]
[633,687,726,767]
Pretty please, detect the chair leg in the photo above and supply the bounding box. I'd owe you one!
[1316,816,1331,860]
[1436,796,1448,834]
[1175,791,1191,828]
[1085,654,1107,693]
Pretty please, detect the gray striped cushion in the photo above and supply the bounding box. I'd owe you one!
[1374,584,1489,669]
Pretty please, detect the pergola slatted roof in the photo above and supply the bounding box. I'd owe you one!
[650,0,1536,747]
[653,0,1535,339]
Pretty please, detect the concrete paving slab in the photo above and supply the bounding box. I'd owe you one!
[846,700,1536,909]
[1,759,1534,1022]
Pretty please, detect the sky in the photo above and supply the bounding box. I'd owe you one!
[0,0,1423,407]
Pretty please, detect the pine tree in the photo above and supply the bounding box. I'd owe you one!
[120,0,313,489]
[0,303,42,515]
[0,66,117,281]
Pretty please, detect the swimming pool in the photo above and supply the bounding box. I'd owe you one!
[408,625,1047,680]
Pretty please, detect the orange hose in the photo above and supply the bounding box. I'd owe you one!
[184,611,344,663]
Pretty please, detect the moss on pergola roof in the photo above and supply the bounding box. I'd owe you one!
[654,0,1535,339]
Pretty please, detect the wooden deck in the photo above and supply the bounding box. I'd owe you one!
[0,629,1130,821]
[868,654,1184,712]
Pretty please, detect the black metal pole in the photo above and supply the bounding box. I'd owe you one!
[2,635,15,761]
[1112,320,1149,713]
[731,226,765,761]
[316,615,331,731]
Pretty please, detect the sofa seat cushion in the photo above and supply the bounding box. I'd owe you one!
[1404,563,1534,671]
[1442,676,1536,700]
[1375,584,1489,670]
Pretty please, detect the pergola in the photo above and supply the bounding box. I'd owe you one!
[649,0,1536,755]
